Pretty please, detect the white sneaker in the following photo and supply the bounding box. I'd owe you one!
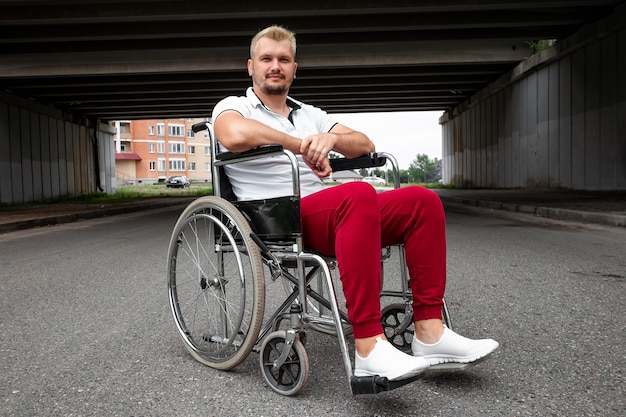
[411,327,499,366]
[355,337,430,381]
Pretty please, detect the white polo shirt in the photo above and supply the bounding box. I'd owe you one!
[212,87,337,201]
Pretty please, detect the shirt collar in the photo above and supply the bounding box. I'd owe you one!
[246,87,302,112]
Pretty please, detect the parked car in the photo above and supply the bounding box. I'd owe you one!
[166,175,190,188]
[362,176,386,185]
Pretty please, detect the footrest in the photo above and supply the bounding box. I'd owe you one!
[350,374,423,395]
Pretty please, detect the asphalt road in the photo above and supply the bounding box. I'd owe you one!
[1,203,624,417]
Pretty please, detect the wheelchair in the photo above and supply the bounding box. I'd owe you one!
[167,122,454,396]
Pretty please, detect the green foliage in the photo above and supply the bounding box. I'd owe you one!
[408,154,437,183]
[399,169,410,183]
[527,39,555,54]
[378,153,444,185]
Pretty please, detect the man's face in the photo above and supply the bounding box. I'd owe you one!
[248,37,297,96]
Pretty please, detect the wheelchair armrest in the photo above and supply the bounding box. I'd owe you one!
[332,152,401,189]
[214,144,285,166]
[329,153,388,172]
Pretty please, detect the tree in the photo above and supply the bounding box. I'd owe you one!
[408,154,436,183]
[399,169,410,184]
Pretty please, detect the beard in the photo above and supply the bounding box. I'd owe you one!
[253,71,292,95]
[261,83,288,95]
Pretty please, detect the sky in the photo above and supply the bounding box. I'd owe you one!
[333,111,444,170]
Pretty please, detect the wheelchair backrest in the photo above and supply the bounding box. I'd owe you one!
[192,121,302,242]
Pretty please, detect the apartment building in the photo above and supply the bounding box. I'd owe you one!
[112,118,212,185]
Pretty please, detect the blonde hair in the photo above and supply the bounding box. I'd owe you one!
[250,25,297,58]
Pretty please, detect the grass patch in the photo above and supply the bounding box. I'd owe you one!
[68,184,214,203]
[416,182,458,189]
[0,183,213,210]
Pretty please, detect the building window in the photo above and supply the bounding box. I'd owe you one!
[148,125,155,135]
[158,158,166,171]
[187,129,194,138]
[168,159,186,171]
[168,124,185,137]
[204,130,210,139]
[149,143,155,153]
[157,141,165,153]
[205,162,211,171]
[169,142,185,154]
[204,146,210,155]
[157,123,164,136]
[149,161,156,171]
[188,145,195,155]
[120,144,127,151]
[189,162,196,171]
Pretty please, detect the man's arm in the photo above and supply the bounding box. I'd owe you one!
[213,110,302,154]
[214,109,374,177]
[300,123,375,166]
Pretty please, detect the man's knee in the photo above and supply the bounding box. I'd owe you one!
[341,181,379,203]
[405,186,444,209]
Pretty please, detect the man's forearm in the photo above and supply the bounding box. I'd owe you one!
[214,112,301,154]
[329,125,375,158]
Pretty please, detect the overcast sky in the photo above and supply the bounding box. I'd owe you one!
[333,110,444,170]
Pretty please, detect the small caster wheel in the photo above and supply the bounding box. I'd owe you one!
[381,303,414,353]
[259,330,309,396]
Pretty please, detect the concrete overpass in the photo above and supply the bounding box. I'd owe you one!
[1,1,625,203]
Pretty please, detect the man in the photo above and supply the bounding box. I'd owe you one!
[212,25,498,381]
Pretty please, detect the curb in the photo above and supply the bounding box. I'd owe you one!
[439,196,626,228]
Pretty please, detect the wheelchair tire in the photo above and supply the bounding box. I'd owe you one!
[168,196,265,370]
[259,330,309,396]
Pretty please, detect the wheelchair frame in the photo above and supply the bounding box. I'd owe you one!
[167,122,452,396]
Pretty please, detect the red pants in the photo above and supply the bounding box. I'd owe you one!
[301,182,446,338]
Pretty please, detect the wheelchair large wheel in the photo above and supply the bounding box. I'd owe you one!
[168,196,265,370]
[259,330,309,396]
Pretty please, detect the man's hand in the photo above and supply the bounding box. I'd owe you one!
[303,155,331,178]
[300,133,337,166]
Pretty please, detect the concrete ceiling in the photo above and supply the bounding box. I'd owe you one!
[0,0,623,121]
